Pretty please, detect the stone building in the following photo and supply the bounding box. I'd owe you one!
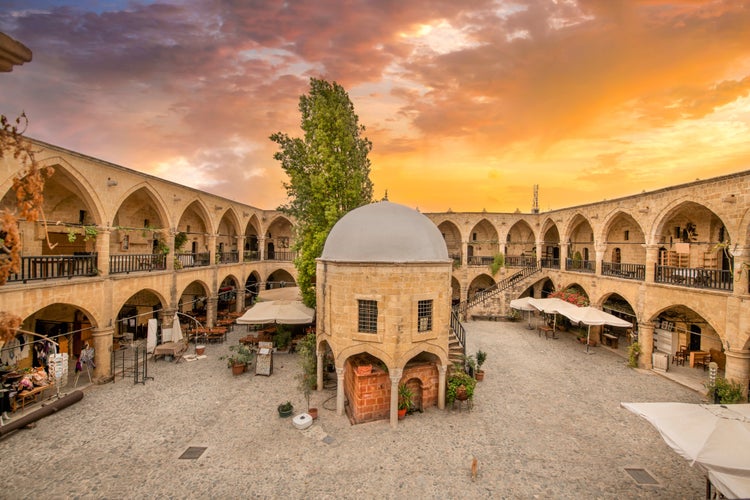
[315,201,453,427]
[1,137,750,400]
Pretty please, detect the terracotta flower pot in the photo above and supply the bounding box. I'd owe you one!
[308,407,318,420]
[231,363,245,376]
[398,408,407,420]
[475,370,485,382]
[455,385,469,401]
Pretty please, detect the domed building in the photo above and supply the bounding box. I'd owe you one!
[315,201,454,427]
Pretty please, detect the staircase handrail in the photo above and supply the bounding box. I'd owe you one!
[455,266,541,315]
[450,309,467,357]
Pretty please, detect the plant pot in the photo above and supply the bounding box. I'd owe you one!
[231,363,245,376]
[398,408,407,420]
[308,407,318,420]
[455,385,469,401]
[475,370,485,382]
[278,404,294,418]
[195,345,206,356]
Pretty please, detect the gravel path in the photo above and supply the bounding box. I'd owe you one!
[1,320,706,499]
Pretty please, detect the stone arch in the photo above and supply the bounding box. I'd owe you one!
[114,288,167,340]
[562,213,594,263]
[216,208,242,258]
[645,304,725,352]
[437,220,462,262]
[112,184,171,255]
[244,214,262,259]
[505,219,537,265]
[114,182,170,230]
[539,218,561,266]
[335,343,394,369]
[598,291,639,326]
[218,274,240,311]
[467,218,499,264]
[397,344,448,369]
[451,276,461,307]
[264,215,295,260]
[468,273,495,300]
[265,268,296,289]
[244,271,262,306]
[650,198,731,247]
[176,200,213,256]
[555,281,590,305]
[177,279,211,314]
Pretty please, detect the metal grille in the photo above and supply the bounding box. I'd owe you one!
[417,300,433,332]
[179,446,207,460]
[358,300,378,333]
[624,468,658,485]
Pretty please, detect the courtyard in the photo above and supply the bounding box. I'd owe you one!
[1,319,707,499]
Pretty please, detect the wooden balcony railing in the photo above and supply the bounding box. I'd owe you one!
[176,252,210,268]
[109,253,166,274]
[565,258,595,273]
[8,254,98,283]
[601,262,645,281]
[655,265,733,291]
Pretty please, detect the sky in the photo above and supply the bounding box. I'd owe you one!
[1,1,750,213]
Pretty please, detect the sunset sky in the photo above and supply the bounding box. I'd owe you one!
[1,1,749,213]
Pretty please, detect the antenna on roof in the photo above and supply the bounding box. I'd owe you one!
[532,185,539,214]
[382,189,388,201]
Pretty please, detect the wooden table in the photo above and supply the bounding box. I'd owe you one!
[602,333,619,349]
[153,341,185,361]
[689,351,709,368]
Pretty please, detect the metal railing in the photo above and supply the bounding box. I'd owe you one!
[601,262,645,281]
[506,255,536,267]
[541,258,560,269]
[449,254,461,267]
[655,265,733,291]
[217,251,239,264]
[266,250,296,261]
[565,258,595,273]
[243,250,260,262]
[467,255,495,266]
[8,254,98,283]
[450,310,466,357]
[455,266,541,315]
[176,252,210,268]
[109,253,166,274]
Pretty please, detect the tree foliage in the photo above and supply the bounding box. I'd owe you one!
[0,113,54,342]
[270,78,373,307]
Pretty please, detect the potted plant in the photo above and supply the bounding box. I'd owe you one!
[221,343,254,375]
[278,401,294,418]
[397,383,413,420]
[463,353,476,378]
[296,332,318,419]
[475,350,487,381]
[446,368,477,406]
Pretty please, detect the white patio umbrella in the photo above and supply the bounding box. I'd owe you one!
[236,300,315,325]
[562,306,631,353]
[621,402,750,499]
[509,297,537,329]
[527,298,578,333]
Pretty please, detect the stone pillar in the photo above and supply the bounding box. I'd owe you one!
[733,247,749,297]
[594,244,606,276]
[644,244,659,283]
[95,228,111,276]
[389,368,403,429]
[438,364,447,410]
[560,242,569,270]
[725,349,750,399]
[208,234,217,265]
[638,322,654,369]
[238,234,246,262]
[206,296,218,328]
[535,241,543,268]
[166,229,175,271]
[91,327,114,382]
[336,367,345,416]
[461,240,468,266]
[235,289,245,313]
[316,351,324,392]
[159,308,175,335]
[259,237,266,261]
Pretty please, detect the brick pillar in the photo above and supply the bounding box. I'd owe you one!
[316,350,324,393]
[638,322,654,369]
[91,326,114,383]
[725,349,750,399]
[438,364,447,410]
[389,368,403,429]
[336,367,345,416]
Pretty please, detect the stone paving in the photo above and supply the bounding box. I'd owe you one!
[0,320,707,499]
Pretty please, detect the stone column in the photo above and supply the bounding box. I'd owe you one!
[560,242,569,271]
[206,296,218,328]
[160,308,175,341]
[461,240,468,266]
[438,364,447,410]
[733,247,749,297]
[644,244,659,283]
[594,243,606,276]
[316,351,324,392]
[535,241,543,268]
[166,229,175,271]
[235,288,245,313]
[336,367,346,416]
[258,237,266,261]
[95,228,111,276]
[208,234,217,265]
[389,368,403,429]
[91,326,114,382]
[725,349,750,399]
[638,322,654,369]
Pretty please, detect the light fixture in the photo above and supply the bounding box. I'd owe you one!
[107,178,118,187]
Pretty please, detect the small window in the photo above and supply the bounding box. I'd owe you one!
[417,300,433,332]
[472,232,478,241]
[358,300,378,333]
[624,230,629,241]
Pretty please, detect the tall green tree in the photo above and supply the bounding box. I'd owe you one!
[270,78,373,307]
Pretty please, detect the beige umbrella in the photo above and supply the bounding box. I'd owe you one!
[237,300,314,325]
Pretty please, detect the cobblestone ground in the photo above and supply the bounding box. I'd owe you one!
[1,320,706,499]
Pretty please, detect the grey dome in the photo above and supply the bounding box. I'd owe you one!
[321,201,450,263]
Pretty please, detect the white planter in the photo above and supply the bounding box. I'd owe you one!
[292,413,313,430]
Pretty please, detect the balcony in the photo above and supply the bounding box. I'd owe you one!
[601,262,645,281]
[217,251,239,264]
[565,258,595,274]
[266,250,296,262]
[243,250,260,262]
[110,253,166,274]
[8,254,98,283]
[449,254,461,266]
[541,258,560,270]
[176,252,210,268]
[468,255,494,266]
[655,265,733,291]
[506,255,536,267]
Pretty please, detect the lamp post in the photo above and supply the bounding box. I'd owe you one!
[708,361,719,403]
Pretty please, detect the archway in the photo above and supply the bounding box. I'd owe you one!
[116,289,164,342]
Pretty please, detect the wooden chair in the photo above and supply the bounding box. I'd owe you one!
[673,346,688,366]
